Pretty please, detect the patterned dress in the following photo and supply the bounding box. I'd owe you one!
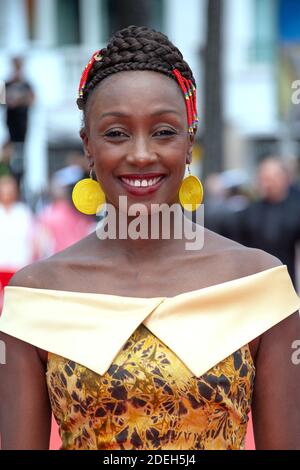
[1,264,298,450]
[46,324,255,450]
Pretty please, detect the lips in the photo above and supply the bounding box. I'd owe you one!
[118,173,166,196]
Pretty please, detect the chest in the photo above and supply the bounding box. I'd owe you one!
[46,324,255,450]
[40,249,260,365]
[58,253,234,299]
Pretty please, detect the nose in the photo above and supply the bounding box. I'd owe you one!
[126,135,158,167]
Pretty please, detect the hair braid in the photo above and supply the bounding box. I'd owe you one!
[77,25,196,116]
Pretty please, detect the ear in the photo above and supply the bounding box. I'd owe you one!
[186,133,195,165]
[79,127,93,168]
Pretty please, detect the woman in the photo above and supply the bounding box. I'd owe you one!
[0,26,300,450]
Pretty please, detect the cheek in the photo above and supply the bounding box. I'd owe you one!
[92,142,122,173]
[159,139,188,174]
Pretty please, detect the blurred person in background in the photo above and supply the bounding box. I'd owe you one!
[233,157,300,287]
[0,175,37,271]
[282,155,300,200]
[0,175,37,309]
[221,169,251,213]
[34,150,89,216]
[219,170,253,241]
[4,56,35,191]
[0,140,13,177]
[203,172,229,233]
[204,170,251,239]
[52,150,90,200]
[37,168,95,257]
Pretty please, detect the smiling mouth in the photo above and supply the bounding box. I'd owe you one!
[118,173,166,195]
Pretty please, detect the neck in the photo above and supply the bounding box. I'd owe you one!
[95,202,204,256]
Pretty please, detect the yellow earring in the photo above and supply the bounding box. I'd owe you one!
[179,164,203,212]
[72,169,106,215]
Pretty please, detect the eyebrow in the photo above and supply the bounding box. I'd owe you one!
[151,109,181,117]
[99,112,129,119]
[99,109,181,120]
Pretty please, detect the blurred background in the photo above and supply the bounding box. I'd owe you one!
[1,0,300,450]
[0,0,300,282]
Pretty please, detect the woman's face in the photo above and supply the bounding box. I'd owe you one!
[81,70,194,213]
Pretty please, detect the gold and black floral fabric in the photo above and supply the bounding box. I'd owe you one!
[46,323,255,450]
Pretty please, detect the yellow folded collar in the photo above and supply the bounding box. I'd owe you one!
[0,264,299,377]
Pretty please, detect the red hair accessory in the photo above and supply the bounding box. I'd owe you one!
[78,51,198,136]
[172,68,198,135]
[78,50,104,100]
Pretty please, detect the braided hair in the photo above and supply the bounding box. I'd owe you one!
[77,25,196,121]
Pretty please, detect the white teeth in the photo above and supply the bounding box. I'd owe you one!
[121,176,163,187]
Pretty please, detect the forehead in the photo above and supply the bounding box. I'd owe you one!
[85,70,186,119]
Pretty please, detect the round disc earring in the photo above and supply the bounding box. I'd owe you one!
[72,169,106,215]
[179,164,203,212]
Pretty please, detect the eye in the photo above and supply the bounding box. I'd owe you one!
[154,129,177,137]
[104,130,128,138]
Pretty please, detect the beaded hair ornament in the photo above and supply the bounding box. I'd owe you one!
[78,50,199,136]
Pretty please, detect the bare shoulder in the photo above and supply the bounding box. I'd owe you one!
[9,231,98,290]
[8,258,64,290]
[6,233,99,366]
[202,227,283,279]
